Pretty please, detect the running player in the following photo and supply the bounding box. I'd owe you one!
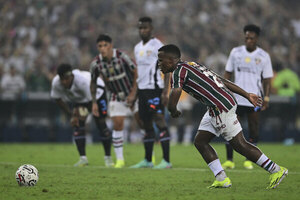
[90,34,138,168]
[222,24,273,170]
[131,17,171,169]
[158,44,287,189]
[51,63,113,167]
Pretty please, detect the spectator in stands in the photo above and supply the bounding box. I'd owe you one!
[0,65,26,100]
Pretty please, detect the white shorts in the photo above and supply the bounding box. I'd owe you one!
[198,105,242,141]
[108,100,138,117]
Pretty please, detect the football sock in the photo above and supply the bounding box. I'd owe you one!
[208,159,226,180]
[144,130,155,162]
[256,154,280,174]
[159,129,170,162]
[225,142,233,161]
[112,130,124,161]
[74,135,86,156]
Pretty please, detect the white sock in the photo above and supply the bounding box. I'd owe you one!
[256,154,280,174]
[208,159,226,181]
[112,130,124,161]
[80,156,87,160]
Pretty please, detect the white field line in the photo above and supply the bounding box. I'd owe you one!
[1,161,299,175]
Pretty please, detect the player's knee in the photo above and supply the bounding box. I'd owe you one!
[144,129,155,140]
[73,121,85,136]
[158,127,170,142]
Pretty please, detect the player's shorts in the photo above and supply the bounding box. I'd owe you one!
[198,105,242,141]
[138,89,165,121]
[236,105,255,116]
[96,94,108,118]
[108,100,138,117]
[73,102,91,120]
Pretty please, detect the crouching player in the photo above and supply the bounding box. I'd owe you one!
[51,63,114,167]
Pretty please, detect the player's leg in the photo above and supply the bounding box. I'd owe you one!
[111,115,125,168]
[229,132,288,189]
[222,107,244,169]
[94,97,113,167]
[194,130,231,188]
[243,110,259,169]
[153,113,172,169]
[72,106,89,167]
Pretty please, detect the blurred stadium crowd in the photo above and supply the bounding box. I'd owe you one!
[0,0,299,142]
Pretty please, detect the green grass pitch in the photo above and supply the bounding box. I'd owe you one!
[0,143,299,200]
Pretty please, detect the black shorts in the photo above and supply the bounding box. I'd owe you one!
[138,89,165,121]
[236,105,255,117]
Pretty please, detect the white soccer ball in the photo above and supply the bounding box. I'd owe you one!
[15,164,39,186]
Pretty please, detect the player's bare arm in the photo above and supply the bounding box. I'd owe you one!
[55,98,72,117]
[167,87,182,118]
[161,72,170,106]
[126,68,138,107]
[262,78,271,111]
[90,78,99,117]
[221,77,262,107]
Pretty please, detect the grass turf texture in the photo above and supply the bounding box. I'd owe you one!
[0,143,299,200]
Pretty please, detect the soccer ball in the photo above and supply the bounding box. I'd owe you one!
[15,164,39,186]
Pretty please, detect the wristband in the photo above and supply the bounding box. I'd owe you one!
[264,96,270,102]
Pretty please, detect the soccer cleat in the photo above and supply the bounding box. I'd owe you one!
[243,160,254,169]
[222,160,235,169]
[104,156,114,168]
[130,159,153,168]
[267,166,288,189]
[208,177,232,189]
[74,158,88,167]
[114,160,125,168]
[153,159,172,169]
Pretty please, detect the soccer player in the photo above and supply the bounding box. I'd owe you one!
[90,34,138,168]
[222,24,273,170]
[51,64,113,167]
[158,44,287,189]
[130,17,171,169]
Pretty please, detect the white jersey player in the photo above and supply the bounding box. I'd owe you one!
[222,24,273,170]
[130,17,171,169]
[50,64,113,168]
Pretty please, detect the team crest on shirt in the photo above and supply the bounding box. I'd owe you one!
[255,58,261,65]
[244,57,251,63]
[139,50,144,56]
[146,50,152,56]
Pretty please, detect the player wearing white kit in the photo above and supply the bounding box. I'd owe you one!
[130,17,171,169]
[90,34,139,168]
[51,64,113,167]
[222,24,273,170]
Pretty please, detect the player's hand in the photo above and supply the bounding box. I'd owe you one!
[92,102,99,117]
[170,110,181,118]
[161,91,169,106]
[70,116,79,127]
[126,93,136,108]
[248,93,263,108]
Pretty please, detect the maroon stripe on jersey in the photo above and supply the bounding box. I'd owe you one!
[187,80,228,112]
[179,67,187,87]
[182,64,236,106]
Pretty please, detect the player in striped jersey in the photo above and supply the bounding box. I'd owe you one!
[51,64,113,167]
[158,44,287,189]
[90,34,139,168]
[222,24,273,170]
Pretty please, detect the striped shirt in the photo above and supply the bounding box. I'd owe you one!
[90,49,136,101]
[171,61,236,116]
